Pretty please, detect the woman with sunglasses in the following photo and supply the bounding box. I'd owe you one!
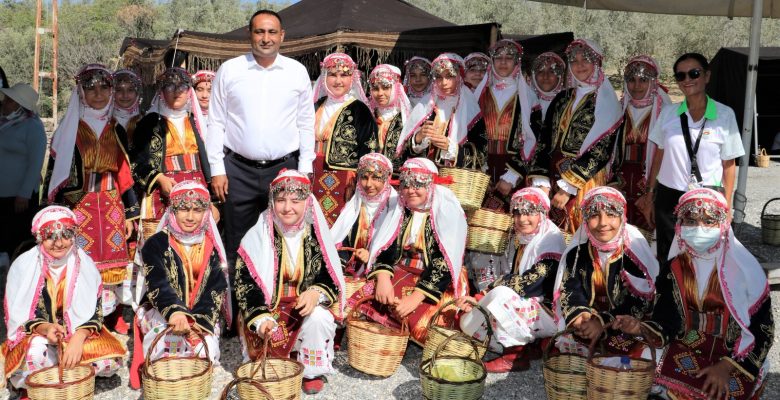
[44,64,139,326]
[645,53,744,262]
[2,207,125,396]
[613,189,773,400]
[131,67,213,246]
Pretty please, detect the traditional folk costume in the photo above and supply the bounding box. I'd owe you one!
[460,188,565,372]
[612,56,671,234]
[403,57,433,109]
[348,158,469,345]
[530,52,566,121]
[192,71,214,115]
[129,182,228,389]
[112,69,143,149]
[464,52,490,94]
[478,39,544,212]
[1,207,124,390]
[312,53,379,225]
[641,189,773,400]
[368,65,413,172]
[331,153,403,280]
[44,64,139,317]
[131,67,211,245]
[553,187,659,356]
[542,39,623,235]
[234,170,345,381]
[403,54,488,170]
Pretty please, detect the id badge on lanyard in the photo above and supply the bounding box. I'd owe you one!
[687,173,701,191]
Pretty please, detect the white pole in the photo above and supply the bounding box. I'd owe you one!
[733,0,763,225]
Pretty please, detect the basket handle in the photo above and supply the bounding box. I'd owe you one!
[219,377,272,400]
[542,328,574,362]
[143,325,210,376]
[55,332,65,384]
[430,331,482,368]
[760,147,768,156]
[462,142,481,170]
[426,299,493,347]
[346,295,409,335]
[761,198,780,219]
[586,320,658,369]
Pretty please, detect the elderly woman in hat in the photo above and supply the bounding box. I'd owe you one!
[0,83,47,258]
[1,206,125,394]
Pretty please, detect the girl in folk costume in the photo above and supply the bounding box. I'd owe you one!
[43,64,139,321]
[458,187,565,373]
[367,65,413,171]
[131,67,212,245]
[552,187,658,355]
[331,153,403,280]
[348,158,469,345]
[192,70,215,121]
[112,69,143,148]
[542,39,623,236]
[463,52,490,94]
[234,169,345,395]
[614,189,774,400]
[615,56,672,235]
[403,54,488,170]
[1,207,124,393]
[312,53,379,226]
[404,56,433,109]
[529,51,566,124]
[129,181,228,389]
[478,39,545,212]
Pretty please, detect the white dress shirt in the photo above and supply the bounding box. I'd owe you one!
[206,53,316,175]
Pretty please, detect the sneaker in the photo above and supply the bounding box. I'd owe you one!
[302,376,326,394]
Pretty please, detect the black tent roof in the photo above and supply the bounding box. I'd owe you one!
[225,0,454,39]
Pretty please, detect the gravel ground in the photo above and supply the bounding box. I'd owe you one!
[2,164,779,399]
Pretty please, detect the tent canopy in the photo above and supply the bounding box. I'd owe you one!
[708,47,780,154]
[527,0,780,18]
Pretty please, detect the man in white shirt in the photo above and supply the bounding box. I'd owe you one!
[206,9,315,284]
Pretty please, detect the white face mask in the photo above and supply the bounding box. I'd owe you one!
[681,226,722,254]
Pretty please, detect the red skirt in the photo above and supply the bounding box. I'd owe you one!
[239,297,303,360]
[312,155,355,227]
[70,189,129,271]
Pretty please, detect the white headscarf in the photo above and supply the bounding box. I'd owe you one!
[4,206,101,349]
[531,51,566,117]
[564,39,624,159]
[403,56,433,104]
[312,53,368,104]
[552,187,658,327]
[237,170,346,313]
[397,53,482,158]
[48,64,114,201]
[331,153,404,270]
[112,69,141,130]
[369,158,467,296]
[146,67,208,141]
[510,188,566,276]
[669,188,769,359]
[368,64,412,128]
[620,55,672,182]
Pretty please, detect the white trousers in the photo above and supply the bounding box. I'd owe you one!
[460,286,557,352]
[8,336,120,389]
[137,307,221,364]
[240,306,336,379]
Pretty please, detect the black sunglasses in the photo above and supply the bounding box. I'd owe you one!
[674,68,702,82]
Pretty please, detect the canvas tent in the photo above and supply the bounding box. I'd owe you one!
[708,47,780,157]
[120,0,500,83]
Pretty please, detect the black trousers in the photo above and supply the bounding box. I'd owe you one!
[0,196,39,258]
[654,183,685,263]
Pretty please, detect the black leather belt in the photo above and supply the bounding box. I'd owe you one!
[227,149,299,169]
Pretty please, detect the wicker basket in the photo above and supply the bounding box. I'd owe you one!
[586,326,656,399]
[422,299,492,362]
[761,198,780,246]
[27,338,95,400]
[438,143,490,212]
[141,326,213,400]
[466,208,513,254]
[420,332,486,400]
[756,147,771,168]
[220,377,272,400]
[330,275,367,319]
[235,335,304,400]
[347,296,409,377]
[543,329,588,400]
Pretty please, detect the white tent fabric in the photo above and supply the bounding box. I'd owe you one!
[527,0,777,225]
